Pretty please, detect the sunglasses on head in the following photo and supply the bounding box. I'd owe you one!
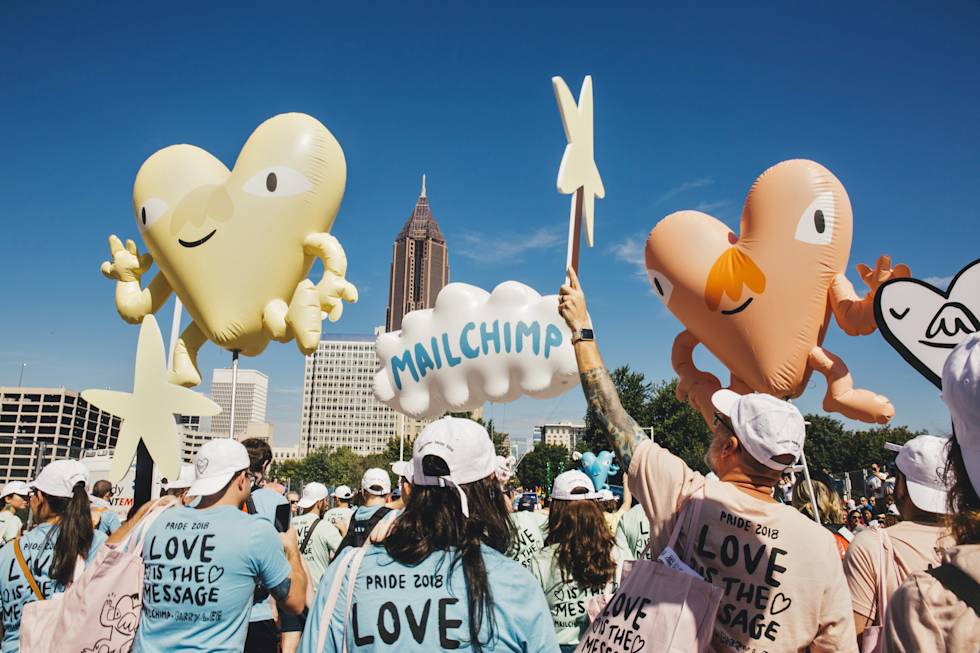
[712,412,736,435]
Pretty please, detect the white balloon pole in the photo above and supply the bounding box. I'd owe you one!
[800,450,821,525]
[229,351,240,439]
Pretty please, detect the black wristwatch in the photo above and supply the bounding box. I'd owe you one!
[571,328,595,344]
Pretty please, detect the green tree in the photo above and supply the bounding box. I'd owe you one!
[803,415,922,474]
[271,446,363,489]
[649,379,713,473]
[582,366,653,453]
[485,419,511,457]
[516,443,572,492]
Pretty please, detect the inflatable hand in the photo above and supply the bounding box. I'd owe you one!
[646,159,906,424]
[101,113,357,387]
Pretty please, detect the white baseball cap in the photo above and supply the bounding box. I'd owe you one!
[391,460,413,482]
[1,481,31,499]
[331,485,354,500]
[361,468,392,496]
[712,390,805,471]
[885,435,951,514]
[188,439,250,497]
[942,333,980,495]
[412,416,497,517]
[31,460,88,499]
[297,482,329,510]
[551,470,601,500]
[494,455,516,485]
[163,464,196,491]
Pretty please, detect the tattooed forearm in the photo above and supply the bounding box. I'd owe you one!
[580,367,649,469]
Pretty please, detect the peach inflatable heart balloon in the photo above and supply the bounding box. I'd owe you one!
[646,159,909,424]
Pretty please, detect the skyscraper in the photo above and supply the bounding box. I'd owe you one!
[208,368,273,441]
[300,332,400,455]
[0,387,121,483]
[385,176,450,332]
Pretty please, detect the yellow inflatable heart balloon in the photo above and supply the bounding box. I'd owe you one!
[645,159,909,424]
[101,113,358,386]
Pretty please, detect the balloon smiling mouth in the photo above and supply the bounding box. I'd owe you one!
[721,297,753,315]
[178,229,217,248]
[918,340,960,349]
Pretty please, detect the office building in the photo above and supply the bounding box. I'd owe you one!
[209,368,272,441]
[535,421,586,451]
[385,176,450,332]
[272,445,300,464]
[0,387,120,483]
[300,333,401,455]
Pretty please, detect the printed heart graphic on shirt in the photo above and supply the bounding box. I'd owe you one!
[208,566,225,583]
[770,593,792,616]
[875,259,980,388]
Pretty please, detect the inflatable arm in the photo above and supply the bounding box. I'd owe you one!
[101,235,173,323]
[830,256,910,336]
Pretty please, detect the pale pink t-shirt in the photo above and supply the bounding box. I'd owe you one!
[628,440,857,653]
[843,520,950,622]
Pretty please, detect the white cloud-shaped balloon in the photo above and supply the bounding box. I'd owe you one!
[374,281,579,418]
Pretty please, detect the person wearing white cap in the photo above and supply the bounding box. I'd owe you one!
[300,416,558,653]
[334,468,395,552]
[292,482,342,586]
[559,269,858,653]
[389,459,414,509]
[0,481,30,543]
[323,485,355,536]
[844,435,954,640]
[0,460,107,652]
[130,438,307,653]
[883,334,980,653]
[90,479,123,535]
[162,463,197,504]
[529,470,631,649]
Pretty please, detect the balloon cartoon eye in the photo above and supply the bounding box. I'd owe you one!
[647,269,674,306]
[243,166,312,198]
[794,192,836,245]
[137,198,168,232]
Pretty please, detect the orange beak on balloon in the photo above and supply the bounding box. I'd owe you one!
[705,246,767,314]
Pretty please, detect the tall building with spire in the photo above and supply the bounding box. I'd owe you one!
[385,176,450,332]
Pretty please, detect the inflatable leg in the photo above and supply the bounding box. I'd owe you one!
[170,322,206,388]
[808,345,894,424]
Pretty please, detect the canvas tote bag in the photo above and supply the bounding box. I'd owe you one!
[576,486,723,653]
[18,501,174,653]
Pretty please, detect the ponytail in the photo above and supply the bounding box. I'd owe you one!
[47,482,93,586]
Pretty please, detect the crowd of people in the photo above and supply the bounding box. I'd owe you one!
[0,271,975,652]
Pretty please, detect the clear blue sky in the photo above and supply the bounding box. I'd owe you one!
[1,3,978,446]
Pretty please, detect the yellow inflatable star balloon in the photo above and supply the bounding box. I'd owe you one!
[100,113,358,387]
[82,316,220,482]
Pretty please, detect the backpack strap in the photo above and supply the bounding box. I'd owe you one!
[13,538,44,601]
[337,507,392,551]
[301,516,325,555]
[926,563,980,614]
[245,494,258,515]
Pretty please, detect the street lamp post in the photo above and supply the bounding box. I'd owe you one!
[17,363,27,387]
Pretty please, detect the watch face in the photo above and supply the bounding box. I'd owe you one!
[581,328,595,339]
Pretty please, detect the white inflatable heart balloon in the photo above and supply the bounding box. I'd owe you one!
[875,258,980,388]
[374,281,579,418]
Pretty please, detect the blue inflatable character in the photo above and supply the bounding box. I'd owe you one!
[576,450,619,491]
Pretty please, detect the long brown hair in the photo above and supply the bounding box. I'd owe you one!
[43,482,94,586]
[384,456,514,653]
[946,434,980,545]
[545,497,616,592]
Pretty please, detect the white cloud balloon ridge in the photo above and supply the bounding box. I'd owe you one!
[374,281,579,418]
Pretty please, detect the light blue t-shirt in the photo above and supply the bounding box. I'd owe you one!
[132,505,290,653]
[97,509,123,535]
[0,523,107,653]
[299,544,559,653]
[248,487,290,623]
